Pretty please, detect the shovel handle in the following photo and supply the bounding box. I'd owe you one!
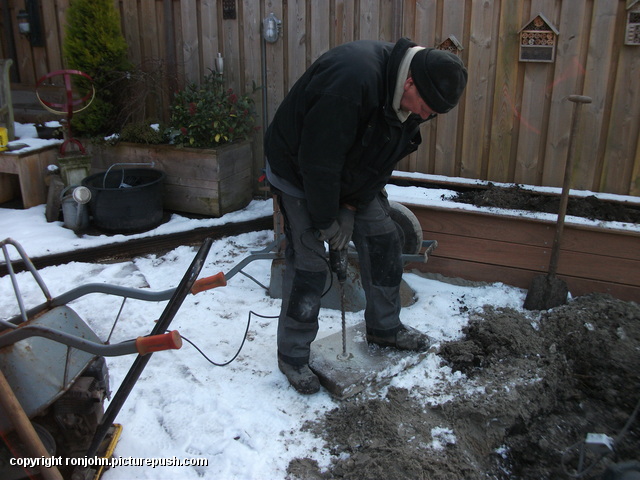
[191,272,227,294]
[136,330,182,355]
[548,94,592,277]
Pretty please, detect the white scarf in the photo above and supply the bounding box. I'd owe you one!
[392,46,426,122]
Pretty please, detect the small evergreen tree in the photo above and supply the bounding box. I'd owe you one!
[63,0,132,136]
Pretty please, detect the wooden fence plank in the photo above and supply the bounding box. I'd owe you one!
[359,0,380,40]
[410,0,437,174]
[140,1,160,61]
[241,0,264,183]
[180,0,199,83]
[221,1,241,88]
[286,0,307,91]
[334,0,356,45]
[56,0,71,68]
[200,0,219,75]
[486,0,523,183]
[575,0,618,191]
[42,0,62,73]
[378,0,395,42]
[541,0,588,188]
[599,34,640,194]
[121,0,140,67]
[4,0,640,199]
[513,0,560,186]
[309,0,330,62]
[435,1,467,177]
[263,0,285,129]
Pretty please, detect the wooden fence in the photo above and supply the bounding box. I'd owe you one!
[1,0,640,197]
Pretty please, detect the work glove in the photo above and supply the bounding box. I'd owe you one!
[318,207,355,251]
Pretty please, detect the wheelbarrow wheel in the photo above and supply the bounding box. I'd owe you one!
[388,200,424,255]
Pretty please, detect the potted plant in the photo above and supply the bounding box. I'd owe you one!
[34,116,63,140]
[168,70,256,148]
[90,70,258,217]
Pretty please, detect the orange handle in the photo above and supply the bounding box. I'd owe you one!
[191,272,227,294]
[136,330,183,355]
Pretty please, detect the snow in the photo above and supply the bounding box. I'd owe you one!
[0,121,635,479]
[0,202,527,479]
[5,121,64,154]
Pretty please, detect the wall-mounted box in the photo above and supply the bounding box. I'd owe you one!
[519,13,559,63]
[437,35,463,56]
[626,1,640,45]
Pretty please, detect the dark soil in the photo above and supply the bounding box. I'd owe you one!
[288,294,640,479]
[448,183,640,224]
[285,183,639,480]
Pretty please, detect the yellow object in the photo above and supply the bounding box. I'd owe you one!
[93,423,123,480]
[0,127,7,151]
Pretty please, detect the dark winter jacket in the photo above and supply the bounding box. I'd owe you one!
[264,38,432,230]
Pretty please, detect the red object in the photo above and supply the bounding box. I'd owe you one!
[136,330,183,355]
[191,272,227,294]
[35,69,95,156]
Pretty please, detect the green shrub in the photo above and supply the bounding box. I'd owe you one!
[119,122,167,144]
[169,70,257,148]
[63,0,132,136]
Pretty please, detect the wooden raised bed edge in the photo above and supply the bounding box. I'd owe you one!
[390,175,640,303]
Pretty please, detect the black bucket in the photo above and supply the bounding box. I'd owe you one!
[82,168,165,233]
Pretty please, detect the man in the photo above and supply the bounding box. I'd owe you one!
[264,37,468,394]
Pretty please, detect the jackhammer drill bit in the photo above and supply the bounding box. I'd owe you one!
[330,248,352,361]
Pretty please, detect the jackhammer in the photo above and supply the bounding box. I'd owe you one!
[329,248,352,361]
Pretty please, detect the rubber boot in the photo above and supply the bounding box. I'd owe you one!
[278,359,320,394]
[367,324,431,352]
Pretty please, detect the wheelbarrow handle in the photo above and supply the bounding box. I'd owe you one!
[136,330,182,355]
[0,325,182,357]
[191,272,227,294]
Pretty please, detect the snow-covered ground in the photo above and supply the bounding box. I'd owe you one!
[1,216,526,479]
[1,121,636,479]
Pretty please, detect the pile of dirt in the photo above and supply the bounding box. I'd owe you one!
[289,294,640,479]
[448,183,640,224]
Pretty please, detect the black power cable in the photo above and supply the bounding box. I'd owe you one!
[175,311,278,367]
[178,227,335,367]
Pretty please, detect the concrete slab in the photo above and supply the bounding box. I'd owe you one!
[309,323,428,400]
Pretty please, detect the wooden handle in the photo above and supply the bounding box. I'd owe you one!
[191,272,227,294]
[0,370,63,480]
[568,94,592,104]
[136,330,183,355]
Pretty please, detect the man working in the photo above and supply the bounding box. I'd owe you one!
[265,37,468,394]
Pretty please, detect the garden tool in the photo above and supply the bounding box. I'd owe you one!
[524,94,592,310]
[329,247,352,361]
[309,237,437,399]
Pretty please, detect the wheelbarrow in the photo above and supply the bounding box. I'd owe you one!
[0,237,225,480]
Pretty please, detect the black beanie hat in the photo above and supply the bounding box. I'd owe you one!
[410,48,468,114]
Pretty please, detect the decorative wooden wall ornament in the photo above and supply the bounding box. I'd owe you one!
[625,1,640,46]
[437,35,463,56]
[222,0,237,20]
[519,13,559,63]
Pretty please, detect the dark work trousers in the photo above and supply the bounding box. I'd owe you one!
[276,191,404,366]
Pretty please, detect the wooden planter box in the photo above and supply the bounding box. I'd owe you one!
[89,140,253,217]
[390,176,640,303]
